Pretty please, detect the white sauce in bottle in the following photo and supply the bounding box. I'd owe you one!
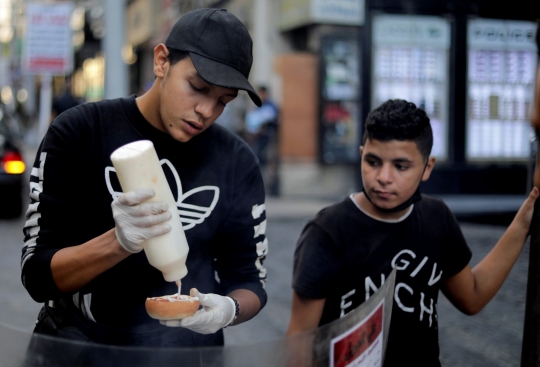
[111,140,189,282]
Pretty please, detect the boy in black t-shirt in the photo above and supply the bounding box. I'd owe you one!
[287,99,539,366]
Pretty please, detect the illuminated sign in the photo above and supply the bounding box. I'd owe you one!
[468,19,537,51]
[280,0,364,31]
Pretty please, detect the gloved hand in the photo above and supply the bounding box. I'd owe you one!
[112,188,172,253]
[160,288,236,334]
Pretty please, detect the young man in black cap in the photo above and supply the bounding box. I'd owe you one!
[22,8,267,347]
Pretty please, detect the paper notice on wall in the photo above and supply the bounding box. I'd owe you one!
[22,2,74,75]
[330,300,384,367]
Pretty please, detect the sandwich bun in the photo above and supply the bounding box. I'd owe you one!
[145,294,200,320]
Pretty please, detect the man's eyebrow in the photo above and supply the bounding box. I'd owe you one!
[363,153,413,163]
[392,158,413,163]
[364,153,381,160]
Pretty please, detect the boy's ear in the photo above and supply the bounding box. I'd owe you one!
[421,156,436,181]
[154,44,170,78]
[359,146,364,157]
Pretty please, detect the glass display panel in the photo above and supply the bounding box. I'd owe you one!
[372,15,451,160]
[320,35,361,163]
[466,19,538,161]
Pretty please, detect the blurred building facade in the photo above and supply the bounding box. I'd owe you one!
[133,0,539,199]
[0,0,537,199]
[359,0,538,197]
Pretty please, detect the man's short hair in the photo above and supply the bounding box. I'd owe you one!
[166,48,190,66]
[363,99,433,160]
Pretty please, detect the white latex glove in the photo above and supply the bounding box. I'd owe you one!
[111,188,172,253]
[160,288,236,334]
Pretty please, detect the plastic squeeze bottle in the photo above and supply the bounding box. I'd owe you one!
[110,140,188,288]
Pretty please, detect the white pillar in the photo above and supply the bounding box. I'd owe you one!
[38,74,52,140]
[23,75,36,117]
[252,0,272,89]
[104,0,128,99]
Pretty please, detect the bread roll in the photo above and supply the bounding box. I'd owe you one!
[145,294,200,320]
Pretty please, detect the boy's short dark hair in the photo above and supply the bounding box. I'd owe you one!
[362,99,433,160]
[166,48,190,66]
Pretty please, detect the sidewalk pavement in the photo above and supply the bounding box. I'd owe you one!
[265,194,526,223]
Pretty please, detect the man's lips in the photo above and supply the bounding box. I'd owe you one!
[373,190,393,199]
[182,119,203,134]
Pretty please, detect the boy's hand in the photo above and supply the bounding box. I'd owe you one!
[443,186,540,316]
[514,187,539,232]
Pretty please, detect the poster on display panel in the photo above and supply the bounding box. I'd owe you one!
[371,14,451,161]
[466,19,538,161]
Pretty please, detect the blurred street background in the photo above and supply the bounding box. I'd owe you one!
[0,144,531,367]
[0,0,538,366]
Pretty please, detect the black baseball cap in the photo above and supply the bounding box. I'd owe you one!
[165,8,261,107]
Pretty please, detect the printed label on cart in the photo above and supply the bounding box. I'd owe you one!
[330,300,384,367]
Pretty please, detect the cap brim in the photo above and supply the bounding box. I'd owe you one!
[190,52,262,107]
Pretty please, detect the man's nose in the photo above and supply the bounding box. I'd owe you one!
[195,98,214,119]
[377,164,393,184]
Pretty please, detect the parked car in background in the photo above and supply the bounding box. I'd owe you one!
[0,104,26,218]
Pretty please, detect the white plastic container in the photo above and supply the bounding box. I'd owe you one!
[110,140,189,282]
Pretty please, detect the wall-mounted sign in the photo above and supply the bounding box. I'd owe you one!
[280,0,365,31]
[373,15,450,48]
[468,19,537,51]
[22,3,73,75]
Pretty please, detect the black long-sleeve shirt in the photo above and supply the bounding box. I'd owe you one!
[21,96,267,343]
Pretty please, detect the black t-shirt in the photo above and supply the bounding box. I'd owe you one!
[293,194,472,366]
[22,96,268,346]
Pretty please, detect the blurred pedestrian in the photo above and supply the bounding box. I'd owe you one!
[215,94,248,136]
[50,76,82,120]
[245,85,280,195]
[245,86,279,166]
